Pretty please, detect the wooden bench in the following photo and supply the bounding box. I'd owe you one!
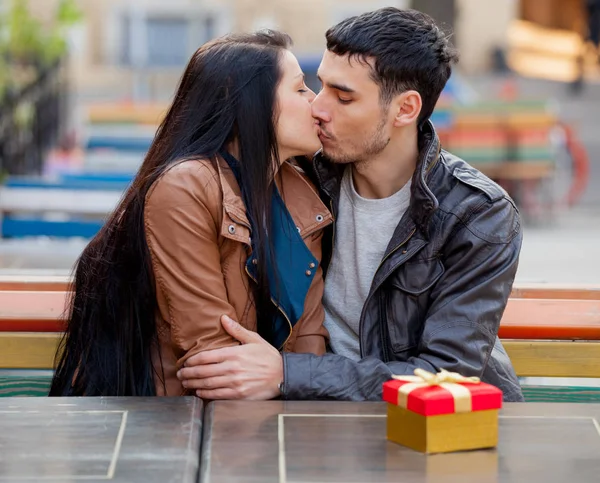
[0,174,127,238]
[499,286,600,378]
[498,284,600,402]
[0,275,71,292]
[429,99,584,222]
[86,102,167,125]
[1,283,599,399]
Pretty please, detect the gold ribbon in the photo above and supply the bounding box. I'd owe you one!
[391,369,481,413]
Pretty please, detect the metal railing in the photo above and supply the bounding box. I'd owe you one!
[0,60,67,176]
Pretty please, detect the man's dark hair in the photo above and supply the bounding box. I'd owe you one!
[326,8,459,124]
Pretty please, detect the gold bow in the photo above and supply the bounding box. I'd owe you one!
[391,369,480,413]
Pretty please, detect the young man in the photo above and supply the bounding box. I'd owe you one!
[177,8,524,402]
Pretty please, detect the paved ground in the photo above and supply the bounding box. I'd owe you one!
[516,208,600,284]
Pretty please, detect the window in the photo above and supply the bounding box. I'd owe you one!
[146,18,189,66]
[119,9,220,68]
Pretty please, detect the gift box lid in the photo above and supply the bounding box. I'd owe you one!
[383,369,503,417]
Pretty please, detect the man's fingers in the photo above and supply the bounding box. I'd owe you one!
[183,346,236,367]
[221,315,262,344]
[177,362,229,381]
[182,375,232,391]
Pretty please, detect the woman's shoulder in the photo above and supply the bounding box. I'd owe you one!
[154,158,219,189]
[146,158,222,208]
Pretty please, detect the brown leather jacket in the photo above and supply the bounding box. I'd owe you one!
[144,156,332,396]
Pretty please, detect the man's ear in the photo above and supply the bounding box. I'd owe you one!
[392,90,422,127]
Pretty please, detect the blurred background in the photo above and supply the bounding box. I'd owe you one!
[0,0,598,285]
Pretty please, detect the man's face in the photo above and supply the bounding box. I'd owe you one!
[312,50,392,164]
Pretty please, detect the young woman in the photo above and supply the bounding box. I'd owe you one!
[49,30,332,397]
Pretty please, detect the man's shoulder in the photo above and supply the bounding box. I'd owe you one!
[435,150,520,244]
[439,150,509,203]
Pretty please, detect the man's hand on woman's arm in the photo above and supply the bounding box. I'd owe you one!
[177,316,284,400]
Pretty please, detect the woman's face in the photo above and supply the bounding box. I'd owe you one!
[275,50,320,160]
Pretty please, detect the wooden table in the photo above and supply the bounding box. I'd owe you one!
[0,397,202,482]
[201,401,600,483]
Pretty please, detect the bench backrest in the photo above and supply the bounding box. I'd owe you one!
[3,289,599,338]
[1,287,599,377]
[0,276,72,292]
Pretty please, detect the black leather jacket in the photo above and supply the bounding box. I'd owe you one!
[283,120,524,402]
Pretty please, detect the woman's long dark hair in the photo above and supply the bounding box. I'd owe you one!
[49,30,291,396]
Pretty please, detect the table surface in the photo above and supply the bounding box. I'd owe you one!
[200,400,600,483]
[0,397,202,483]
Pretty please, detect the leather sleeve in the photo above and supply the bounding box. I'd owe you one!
[144,162,240,368]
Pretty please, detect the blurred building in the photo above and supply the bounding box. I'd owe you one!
[506,0,592,83]
[25,0,595,100]
[27,0,409,100]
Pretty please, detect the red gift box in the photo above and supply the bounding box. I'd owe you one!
[382,369,503,416]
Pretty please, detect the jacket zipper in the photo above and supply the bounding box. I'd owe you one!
[357,141,440,357]
[329,198,336,250]
[367,134,438,278]
[358,228,416,358]
[227,212,293,350]
[379,292,391,362]
[373,227,417,275]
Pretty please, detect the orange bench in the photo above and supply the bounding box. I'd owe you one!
[498,298,600,340]
[2,289,599,338]
[1,285,599,378]
[0,276,71,292]
[498,284,600,379]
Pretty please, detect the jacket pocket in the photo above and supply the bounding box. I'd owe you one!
[388,257,445,295]
[385,258,445,355]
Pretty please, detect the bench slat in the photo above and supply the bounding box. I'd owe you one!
[3,282,599,298]
[521,385,600,403]
[0,320,65,332]
[0,187,121,214]
[0,333,61,369]
[0,291,69,320]
[498,298,600,340]
[1,218,105,239]
[504,340,600,378]
[3,291,599,340]
[0,370,53,397]
[0,291,67,331]
[0,332,597,379]
[0,276,71,292]
[510,285,600,300]
[1,293,599,339]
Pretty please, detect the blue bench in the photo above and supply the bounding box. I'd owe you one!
[0,173,131,238]
[86,136,152,152]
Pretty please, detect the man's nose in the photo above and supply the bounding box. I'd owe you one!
[311,91,331,123]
